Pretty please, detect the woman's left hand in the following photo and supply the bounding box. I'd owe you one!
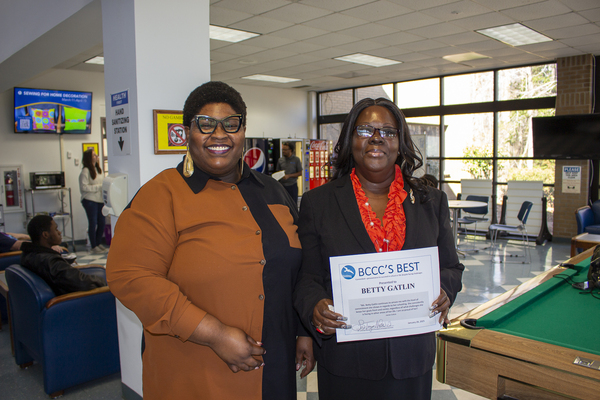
[295,336,315,379]
[430,288,451,326]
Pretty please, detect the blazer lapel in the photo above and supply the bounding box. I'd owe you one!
[402,185,419,250]
[333,175,376,253]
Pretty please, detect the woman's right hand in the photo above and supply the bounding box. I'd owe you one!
[312,298,350,336]
[190,314,265,373]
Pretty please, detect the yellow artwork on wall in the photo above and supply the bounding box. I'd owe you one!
[82,142,99,156]
[153,110,186,154]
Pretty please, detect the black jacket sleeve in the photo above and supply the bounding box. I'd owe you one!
[47,257,107,295]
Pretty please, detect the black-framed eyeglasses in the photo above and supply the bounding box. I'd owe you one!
[192,114,244,134]
[355,124,399,139]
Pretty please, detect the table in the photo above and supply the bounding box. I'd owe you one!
[448,200,487,256]
[436,247,600,399]
[571,232,600,257]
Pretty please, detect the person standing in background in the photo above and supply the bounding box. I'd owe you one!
[276,142,303,203]
[79,149,106,254]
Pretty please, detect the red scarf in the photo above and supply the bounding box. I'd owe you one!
[351,165,407,252]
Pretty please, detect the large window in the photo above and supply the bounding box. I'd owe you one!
[406,116,440,158]
[397,78,439,109]
[320,89,353,115]
[444,113,494,158]
[321,123,343,144]
[497,64,557,101]
[444,72,493,105]
[356,84,393,103]
[317,63,557,228]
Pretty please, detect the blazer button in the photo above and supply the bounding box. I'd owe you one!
[242,206,248,211]
[258,294,264,301]
[260,259,266,265]
[256,230,261,235]
[231,185,236,190]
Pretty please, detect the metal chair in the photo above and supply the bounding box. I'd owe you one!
[489,201,534,264]
[457,195,489,252]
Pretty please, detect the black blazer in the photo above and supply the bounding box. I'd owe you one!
[293,174,464,380]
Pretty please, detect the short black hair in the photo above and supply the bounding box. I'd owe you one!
[183,81,247,129]
[283,142,295,154]
[27,215,54,244]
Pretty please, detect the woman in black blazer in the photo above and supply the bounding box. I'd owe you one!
[293,98,464,399]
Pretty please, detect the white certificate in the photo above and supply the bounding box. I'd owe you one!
[330,246,441,342]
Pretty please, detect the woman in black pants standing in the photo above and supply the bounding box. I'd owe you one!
[79,149,106,254]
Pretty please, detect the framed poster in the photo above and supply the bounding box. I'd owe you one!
[82,142,99,156]
[153,109,187,154]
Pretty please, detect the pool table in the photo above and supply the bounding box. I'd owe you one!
[436,247,600,400]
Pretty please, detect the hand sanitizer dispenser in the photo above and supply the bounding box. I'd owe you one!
[102,173,128,217]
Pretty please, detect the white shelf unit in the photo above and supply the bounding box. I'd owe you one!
[24,187,76,251]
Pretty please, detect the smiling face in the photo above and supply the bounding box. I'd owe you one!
[186,102,246,182]
[351,105,399,183]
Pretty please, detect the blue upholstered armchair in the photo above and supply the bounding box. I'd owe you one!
[575,200,600,235]
[0,250,21,271]
[5,264,120,398]
[0,251,21,324]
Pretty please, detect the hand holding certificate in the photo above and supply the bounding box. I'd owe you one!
[329,246,443,342]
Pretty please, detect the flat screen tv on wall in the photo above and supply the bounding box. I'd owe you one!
[532,113,600,160]
[14,87,93,134]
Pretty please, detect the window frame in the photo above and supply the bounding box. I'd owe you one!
[316,62,557,224]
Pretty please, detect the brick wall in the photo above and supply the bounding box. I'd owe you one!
[553,54,594,238]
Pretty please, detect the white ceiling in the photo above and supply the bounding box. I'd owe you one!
[66,0,600,92]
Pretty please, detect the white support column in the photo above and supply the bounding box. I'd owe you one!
[101,0,210,397]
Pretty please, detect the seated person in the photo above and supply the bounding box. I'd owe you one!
[1,231,66,254]
[422,173,439,188]
[1,231,29,252]
[20,215,106,295]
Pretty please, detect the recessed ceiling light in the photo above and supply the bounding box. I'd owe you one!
[84,56,104,65]
[210,25,260,43]
[242,74,301,83]
[476,23,552,46]
[334,53,401,67]
[443,52,490,63]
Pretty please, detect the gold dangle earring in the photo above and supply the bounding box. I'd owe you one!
[239,147,246,177]
[183,144,194,177]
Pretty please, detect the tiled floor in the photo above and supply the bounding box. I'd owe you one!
[0,236,573,399]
